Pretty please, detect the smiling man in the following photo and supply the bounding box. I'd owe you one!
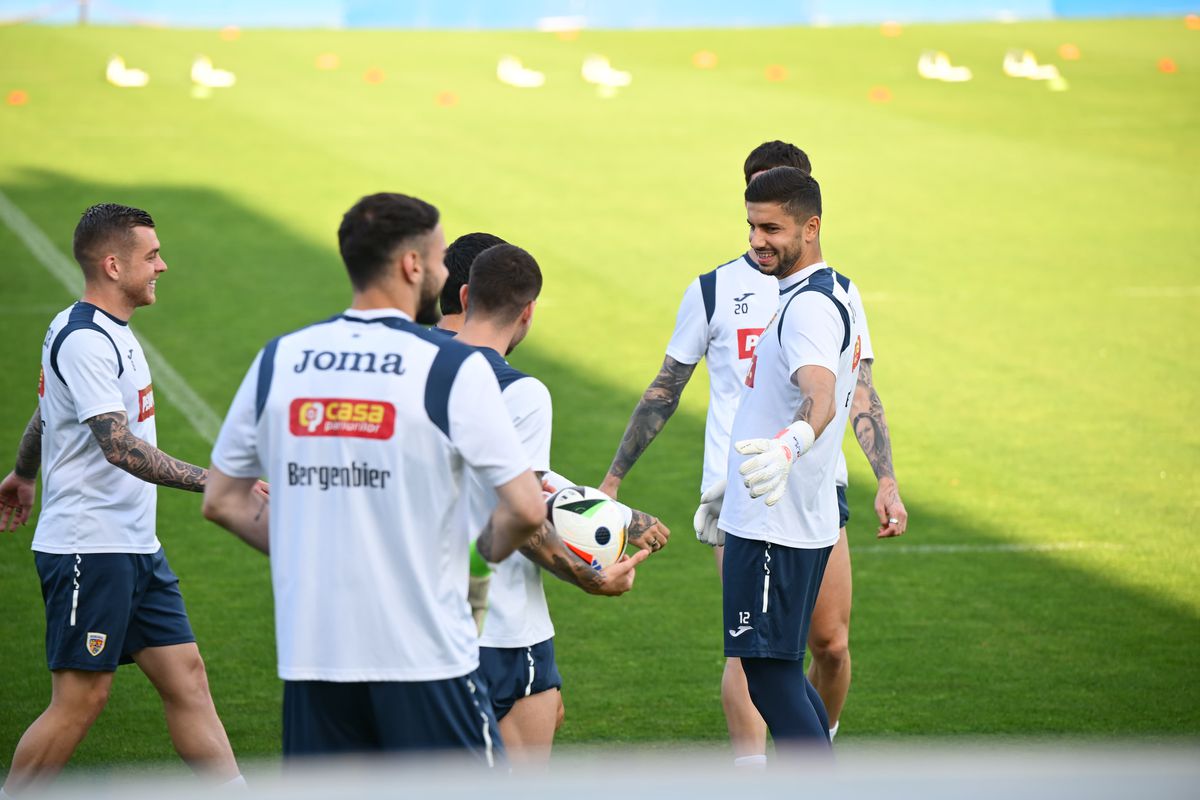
[0,204,244,794]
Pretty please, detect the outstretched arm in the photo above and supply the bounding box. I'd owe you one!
[202,466,270,553]
[85,410,207,491]
[600,355,696,498]
[851,360,907,537]
[0,407,42,531]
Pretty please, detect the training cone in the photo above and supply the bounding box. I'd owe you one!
[106,55,149,88]
[192,55,236,88]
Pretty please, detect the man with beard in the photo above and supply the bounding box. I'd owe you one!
[201,192,545,762]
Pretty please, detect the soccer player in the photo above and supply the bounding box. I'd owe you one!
[716,166,863,748]
[455,242,662,765]
[600,141,906,761]
[0,204,245,794]
[201,192,545,763]
[433,231,507,335]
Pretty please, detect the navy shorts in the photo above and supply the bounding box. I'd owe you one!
[35,548,194,672]
[837,485,850,529]
[283,671,503,765]
[723,534,832,661]
[478,638,563,721]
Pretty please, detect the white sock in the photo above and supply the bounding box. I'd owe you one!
[218,775,247,790]
[733,754,767,768]
[828,720,840,741]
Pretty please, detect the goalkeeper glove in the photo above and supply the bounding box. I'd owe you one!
[693,479,727,547]
[735,420,815,506]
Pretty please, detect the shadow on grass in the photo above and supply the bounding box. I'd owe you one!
[0,172,1196,777]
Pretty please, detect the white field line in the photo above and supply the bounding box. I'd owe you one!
[0,189,222,443]
[855,541,1120,556]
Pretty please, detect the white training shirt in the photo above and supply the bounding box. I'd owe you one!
[718,264,865,549]
[458,346,556,650]
[34,302,159,555]
[211,308,531,683]
[667,254,873,493]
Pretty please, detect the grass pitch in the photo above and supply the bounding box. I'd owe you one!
[0,18,1198,771]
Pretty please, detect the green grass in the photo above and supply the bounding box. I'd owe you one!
[1,17,1198,772]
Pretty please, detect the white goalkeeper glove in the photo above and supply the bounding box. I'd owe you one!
[693,479,726,547]
[736,420,815,506]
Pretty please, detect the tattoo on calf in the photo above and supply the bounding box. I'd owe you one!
[608,356,696,479]
[85,411,207,492]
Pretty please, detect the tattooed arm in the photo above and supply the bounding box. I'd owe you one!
[85,410,207,491]
[519,523,649,596]
[850,360,907,537]
[0,407,43,531]
[474,470,545,564]
[600,355,697,498]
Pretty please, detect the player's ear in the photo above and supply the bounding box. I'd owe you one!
[99,253,121,282]
[521,299,536,325]
[459,285,470,314]
[804,214,821,242]
[397,248,420,286]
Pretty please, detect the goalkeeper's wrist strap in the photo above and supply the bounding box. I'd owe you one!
[775,420,816,460]
[469,540,493,578]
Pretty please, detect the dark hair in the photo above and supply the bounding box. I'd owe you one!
[72,203,155,277]
[743,140,812,185]
[466,244,542,324]
[745,167,821,222]
[337,193,440,291]
[441,232,507,315]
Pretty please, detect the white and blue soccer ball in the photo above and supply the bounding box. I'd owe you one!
[547,486,628,570]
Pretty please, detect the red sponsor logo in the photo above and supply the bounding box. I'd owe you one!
[38,367,45,397]
[737,327,765,360]
[851,336,862,371]
[137,384,155,422]
[289,398,395,439]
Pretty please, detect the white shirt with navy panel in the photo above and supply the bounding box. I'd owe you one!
[718,264,866,549]
[211,308,531,683]
[458,346,556,650]
[34,302,159,555]
[667,255,872,495]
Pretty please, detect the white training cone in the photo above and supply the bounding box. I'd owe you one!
[916,51,972,82]
[496,56,545,88]
[106,56,149,88]
[191,55,236,88]
[581,54,631,88]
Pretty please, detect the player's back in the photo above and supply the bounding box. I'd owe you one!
[249,309,509,682]
[720,266,865,548]
[35,301,158,555]
[458,346,555,648]
[670,254,778,491]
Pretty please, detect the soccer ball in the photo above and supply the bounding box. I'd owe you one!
[547,486,627,570]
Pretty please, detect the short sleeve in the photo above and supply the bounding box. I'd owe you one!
[55,331,126,423]
[780,292,844,378]
[504,378,553,473]
[847,281,874,362]
[210,351,264,479]
[664,279,709,365]
[448,352,531,487]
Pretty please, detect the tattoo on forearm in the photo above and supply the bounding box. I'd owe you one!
[625,510,654,545]
[792,396,815,426]
[520,523,604,592]
[14,408,42,480]
[607,356,696,479]
[851,361,896,481]
[85,411,207,492]
[475,522,500,563]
